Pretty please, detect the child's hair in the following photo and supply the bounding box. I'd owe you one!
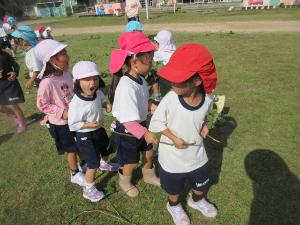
[42,62,62,79]
[108,51,153,104]
[74,76,105,95]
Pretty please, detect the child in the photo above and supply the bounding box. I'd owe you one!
[109,31,160,197]
[149,44,218,225]
[153,30,176,66]
[68,61,119,202]
[125,0,141,22]
[11,26,42,89]
[35,39,85,187]
[125,21,144,32]
[0,42,26,133]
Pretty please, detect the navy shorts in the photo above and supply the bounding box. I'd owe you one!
[159,163,210,195]
[75,127,110,169]
[111,121,153,166]
[47,123,78,155]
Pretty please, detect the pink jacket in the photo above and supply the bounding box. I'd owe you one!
[37,72,74,125]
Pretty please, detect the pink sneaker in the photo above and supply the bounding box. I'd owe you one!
[83,185,105,202]
[99,161,119,172]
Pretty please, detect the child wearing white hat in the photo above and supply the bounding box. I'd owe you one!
[68,61,119,202]
[35,39,85,188]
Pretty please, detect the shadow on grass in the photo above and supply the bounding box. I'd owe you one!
[0,133,14,145]
[245,149,300,225]
[205,114,237,185]
[26,112,44,126]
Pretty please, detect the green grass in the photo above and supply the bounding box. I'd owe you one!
[21,7,300,28]
[0,31,300,225]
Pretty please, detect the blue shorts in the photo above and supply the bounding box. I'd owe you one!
[47,123,78,155]
[75,127,110,169]
[159,163,210,195]
[111,121,153,166]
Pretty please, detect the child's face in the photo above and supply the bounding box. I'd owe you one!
[79,76,99,97]
[50,49,69,71]
[171,78,202,97]
[134,51,154,76]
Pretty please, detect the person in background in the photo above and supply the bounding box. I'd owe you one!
[125,0,141,22]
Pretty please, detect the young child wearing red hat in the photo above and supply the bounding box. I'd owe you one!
[149,43,218,225]
[109,31,160,197]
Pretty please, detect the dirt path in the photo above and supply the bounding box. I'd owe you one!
[51,21,300,36]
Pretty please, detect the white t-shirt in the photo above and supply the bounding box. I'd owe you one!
[153,51,173,65]
[149,90,213,173]
[25,47,42,77]
[112,74,149,123]
[68,90,106,132]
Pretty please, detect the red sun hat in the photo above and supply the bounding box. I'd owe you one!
[36,25,46,32]
[157,43,217,94]
[109,31,156,74]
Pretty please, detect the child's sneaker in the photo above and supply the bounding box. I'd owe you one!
[99,161,119,172]
[187,195,218,218]
[166,202,190,225]
[70,172,85,186]
[83,185,105,202]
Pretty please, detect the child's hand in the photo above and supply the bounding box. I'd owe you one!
[84,121,100,129]
[62,110,68,120]
[200,124,209,139]
[173,137,188,149]
[25,79,34,89]
[144,131,158,145]
[7,72,16,81]
[106,103,112,113]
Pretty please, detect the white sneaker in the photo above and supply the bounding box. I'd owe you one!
[70,172,85,186]
[187,195,218,218]
[166,202,190,225]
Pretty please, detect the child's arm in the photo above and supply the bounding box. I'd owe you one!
[37,80,65,120]
[161,129,188,149]
[26,71,39,89]
[200,116,209,139]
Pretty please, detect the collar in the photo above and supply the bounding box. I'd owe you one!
[178,93,205,111]
[76,91,97,101]
[125,73,143,85]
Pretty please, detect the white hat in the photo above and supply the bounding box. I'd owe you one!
[72,61,100,82]
[34,39,67,79]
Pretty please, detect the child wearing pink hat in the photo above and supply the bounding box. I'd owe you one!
[149,43,218,225]
[68,61,119,202]
[35,39,85,187]
[109,31,160,197]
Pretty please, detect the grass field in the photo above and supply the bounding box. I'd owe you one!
[0,20,300,225]
[20,8,300,28]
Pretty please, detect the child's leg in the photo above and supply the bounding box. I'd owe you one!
[167,195,190,225]
[67,152,79,171]
[85,168,97,184]
[118,163,139,197]
[142,150,160,186]
[11,104,25,122]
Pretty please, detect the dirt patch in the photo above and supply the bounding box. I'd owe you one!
[50,21,300,36]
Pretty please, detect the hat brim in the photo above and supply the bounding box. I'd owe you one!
[109,50,129,74]
[158,65,197,83]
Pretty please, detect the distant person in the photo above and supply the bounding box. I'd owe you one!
[11,26,42,89]
[153,30,176,65]
[0,42,26,133]
[125,0,141,22]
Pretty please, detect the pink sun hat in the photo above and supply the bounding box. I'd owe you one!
[109,31,156,74]
[34,39,67,79]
